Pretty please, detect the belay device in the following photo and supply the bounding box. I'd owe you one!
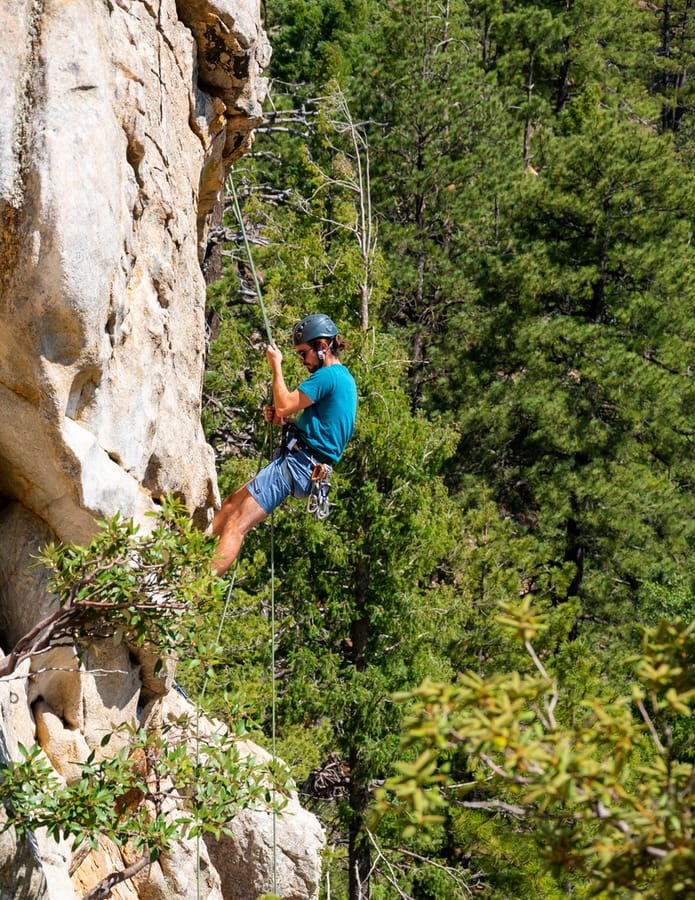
[307,463,332,520]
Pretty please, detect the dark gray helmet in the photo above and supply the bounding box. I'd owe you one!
[292,313,339,345]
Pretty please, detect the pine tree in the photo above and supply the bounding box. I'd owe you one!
[447,112,695,643]
[202,98,471,897]
[265,0,373,85]
[648,0,695,139]
[353,0,520,407]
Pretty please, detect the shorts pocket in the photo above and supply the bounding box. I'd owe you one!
[282,457,312,499]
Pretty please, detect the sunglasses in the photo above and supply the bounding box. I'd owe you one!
[296,349,310,360]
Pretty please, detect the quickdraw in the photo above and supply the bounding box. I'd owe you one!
[307,463,332,520]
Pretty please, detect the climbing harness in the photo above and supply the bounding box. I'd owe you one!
[281,422,333,519]
[307,463,332,520]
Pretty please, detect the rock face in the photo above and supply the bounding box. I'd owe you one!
[0,1,325,897]
[0,0,263,541]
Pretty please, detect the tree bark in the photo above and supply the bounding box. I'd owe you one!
[348,747,371,900]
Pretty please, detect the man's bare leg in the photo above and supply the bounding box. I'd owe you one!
[212,484,268,575]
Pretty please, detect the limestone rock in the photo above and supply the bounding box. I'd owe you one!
[164,692,326,900]
[0,0,268,546]
[70,832,224,900]
[0,0,327,897]
[0,663,76,900]
[206,803,326,900]
[33,700,92,785]
[0,503,56,650]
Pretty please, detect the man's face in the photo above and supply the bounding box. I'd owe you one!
[295,342,322,373]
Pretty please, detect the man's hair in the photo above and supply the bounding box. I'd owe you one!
[310,335,347,357]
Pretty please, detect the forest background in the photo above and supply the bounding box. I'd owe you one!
[193,2,695,898]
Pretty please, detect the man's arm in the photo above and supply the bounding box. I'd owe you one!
[266,343,313,418]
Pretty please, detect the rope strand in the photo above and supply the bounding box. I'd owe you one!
[229,170,279,896]
[197,170,279,899]
[227,173,274,345]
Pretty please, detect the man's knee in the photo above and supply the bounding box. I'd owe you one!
[239,489,269,533]
[215,485,268,536]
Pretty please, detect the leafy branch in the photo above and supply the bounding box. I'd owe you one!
[0,498,292,897]
[0,499,219,678]
[377,602,695,897]
[1,722,292,894]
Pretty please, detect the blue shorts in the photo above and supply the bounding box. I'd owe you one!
[249,449,315,514]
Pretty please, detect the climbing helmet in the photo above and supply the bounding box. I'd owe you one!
[292,313,339,346]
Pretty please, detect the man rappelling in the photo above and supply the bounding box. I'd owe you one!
[212,313,358,576]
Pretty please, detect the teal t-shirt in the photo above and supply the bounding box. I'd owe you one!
[297,364,357,462]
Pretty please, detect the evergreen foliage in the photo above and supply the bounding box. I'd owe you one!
[200,0,695,896]
[447,113,695,638]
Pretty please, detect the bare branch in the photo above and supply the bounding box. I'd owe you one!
[460,798,527,817]
[480,753,536,783]
[83,854,152,900]
[367,830,478,896]
[635,696,666,754]
[524,638,558,729]
[364,830,414,899]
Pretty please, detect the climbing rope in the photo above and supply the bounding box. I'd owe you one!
[220,170,279,896]
[196,171,279,898]
[196,562,239,899]
[227,173,273,346]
